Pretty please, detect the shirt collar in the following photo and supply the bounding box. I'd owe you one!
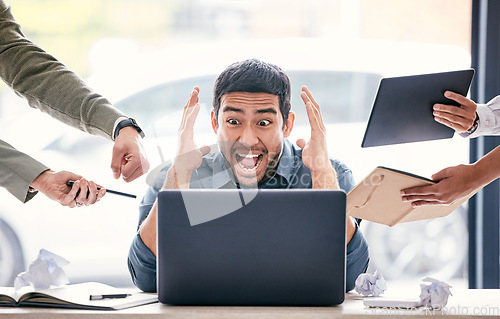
[273,139,297,184]
[210,152,234,189]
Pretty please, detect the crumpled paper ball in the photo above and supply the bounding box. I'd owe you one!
[14,249,70,291]
[355,270,387,297]
[419,277,452,308]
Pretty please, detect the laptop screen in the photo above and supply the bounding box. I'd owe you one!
[156,189,346,306]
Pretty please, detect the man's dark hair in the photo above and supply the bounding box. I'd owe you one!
[213,59,291,124]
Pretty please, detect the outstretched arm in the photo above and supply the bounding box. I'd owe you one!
[139,87,210,255]
[297,86,355,244]
[0,1,149,182]
[0,1,123,139]
[401,145,500,206]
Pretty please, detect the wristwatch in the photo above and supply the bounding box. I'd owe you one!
[466,113,479,134]
[114,118,145,139]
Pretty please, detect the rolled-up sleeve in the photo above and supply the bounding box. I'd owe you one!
[345,226,370,292]
[128,233,157,292]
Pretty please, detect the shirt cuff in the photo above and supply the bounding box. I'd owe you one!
[469,104,496,138]
[112,117,129,141]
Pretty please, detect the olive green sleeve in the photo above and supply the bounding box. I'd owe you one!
[0,139,49,202]
[0,1,125,140]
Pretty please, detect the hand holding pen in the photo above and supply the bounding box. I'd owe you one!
[30,171,105,208]
[64,178,106,207]
[67,180,137,200]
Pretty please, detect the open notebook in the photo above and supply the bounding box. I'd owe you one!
[0,282,157,310]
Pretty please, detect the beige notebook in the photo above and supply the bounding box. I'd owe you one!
[347,166,476,227]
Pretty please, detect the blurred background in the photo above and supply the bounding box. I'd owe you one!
[0,0,472,289]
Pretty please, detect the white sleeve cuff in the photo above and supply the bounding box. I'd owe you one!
[469,103,498,138]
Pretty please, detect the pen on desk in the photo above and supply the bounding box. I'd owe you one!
[89,293,132,300]
[66,181,137,199]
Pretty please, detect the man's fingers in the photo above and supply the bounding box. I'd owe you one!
[199,145,211,156]
[186,103,201,125]
[430,168,449,181]
[401,194,440,202]
[301,87,325,131]
[97,188,106,201]
[400,184,438,197]
[61,180,81,207]
[444,91,476,110]
[296,138,306,149]
[434,115,468,132]
[433,110,467,124]
[122,163,143,182]
[303,99,325,137]
[121,156,150,182]
[180,103,201,140]
[110,146,123,179]
[189,87,199,107]
[75,178,89,204]
[303,100,317,130]
[433,103,475,132]
[180,88,200,132]
[302,86,320,108]
[409,200,442,207]
[433,103,469,117]
[86,181,98,205]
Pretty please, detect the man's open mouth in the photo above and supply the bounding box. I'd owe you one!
[235,153,263,172]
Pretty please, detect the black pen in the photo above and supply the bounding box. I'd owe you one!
[89,293,132,300]
[67,181,137,199]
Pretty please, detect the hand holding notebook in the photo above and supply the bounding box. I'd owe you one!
[347,166,478,227]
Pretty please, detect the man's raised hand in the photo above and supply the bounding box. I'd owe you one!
[170,87,210,188]
[296,86,339,189]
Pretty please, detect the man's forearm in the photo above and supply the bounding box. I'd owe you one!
[311,166,355,244]
[139,202,158,256]
[473,145,500,189]
[0,2,124,140]
[166,164,193,189]
[138,166,192,256]
[311,166,340,190]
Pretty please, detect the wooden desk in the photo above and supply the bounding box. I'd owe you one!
[1,289,499,318]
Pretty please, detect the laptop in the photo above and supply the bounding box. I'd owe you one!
[156,189,347,306]
[361,69,475,147]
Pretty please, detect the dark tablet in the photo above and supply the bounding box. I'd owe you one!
[361,69,475,147]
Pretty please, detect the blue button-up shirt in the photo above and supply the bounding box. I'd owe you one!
[128,139,369,293]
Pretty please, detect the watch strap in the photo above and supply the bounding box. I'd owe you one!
[114,118,145,139]
[466,113,479,134]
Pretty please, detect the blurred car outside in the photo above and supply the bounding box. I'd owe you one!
[0,38,471,287]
